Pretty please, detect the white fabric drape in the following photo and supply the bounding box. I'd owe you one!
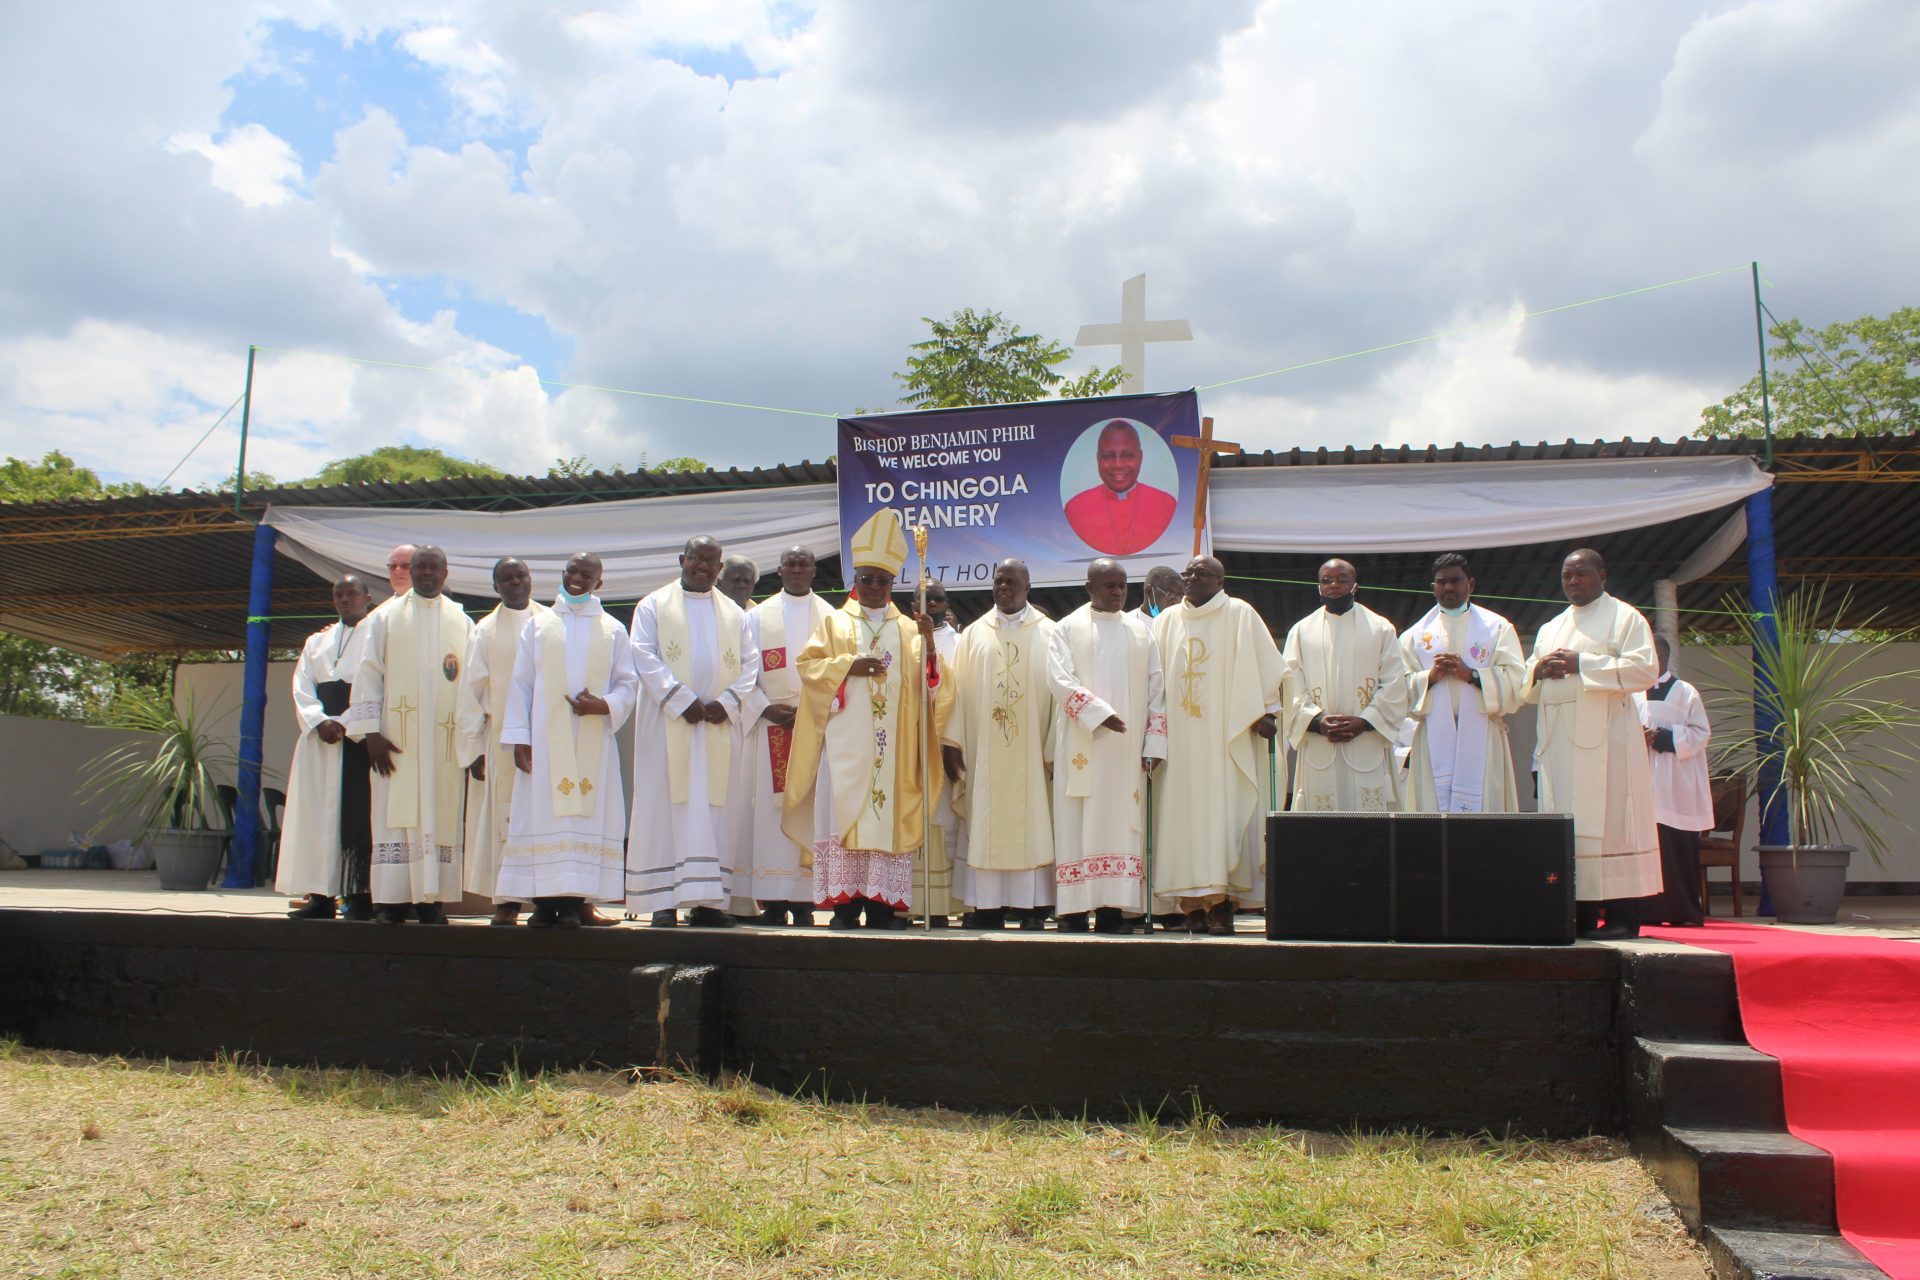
[264,457,1770,595]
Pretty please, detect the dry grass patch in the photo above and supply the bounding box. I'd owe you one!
[0,1039,1705,1278]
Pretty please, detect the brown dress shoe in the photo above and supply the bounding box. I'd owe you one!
[1206,903,1236,936]
[1184,908,1209,934]
[578,903,618,927]
[489,904,522,927]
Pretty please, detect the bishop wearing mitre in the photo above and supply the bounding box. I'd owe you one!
[781,509,953,929]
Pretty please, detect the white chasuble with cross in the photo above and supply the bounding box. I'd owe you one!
[626,582,760,912]
[944,605,1056,910]
[1400,604,1526,814]
[345,592,473,904]
[1045,604,1166,914]
[456,600,547,898]
[495,595,638,902]
[1522,593,1662,901]
[1150,593,1284,904]
[1283,603,1412,815]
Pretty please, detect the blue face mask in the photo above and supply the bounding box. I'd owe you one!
[1147,602,1161,617]
[1440,600,1470,617]
[560,586,592,606]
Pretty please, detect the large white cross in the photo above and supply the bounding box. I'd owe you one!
[1075,273,1193,394]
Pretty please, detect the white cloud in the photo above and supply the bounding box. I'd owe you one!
[167,123,306,207]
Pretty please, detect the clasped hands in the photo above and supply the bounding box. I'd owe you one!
[1429,652,1477,683]
[1532,648,1582,682]
[1307,712,1368,743]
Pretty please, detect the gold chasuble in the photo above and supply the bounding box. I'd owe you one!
[1150,592,1285,903]
[781,597,954,858]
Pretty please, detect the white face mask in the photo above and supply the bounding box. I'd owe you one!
[1439,600,1470,617]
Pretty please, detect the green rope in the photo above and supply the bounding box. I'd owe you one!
[1222,572,1761,619]
[1199,264,1750,391]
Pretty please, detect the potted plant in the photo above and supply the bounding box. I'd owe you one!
[80,686,237,890]
[1711,585,1920,924]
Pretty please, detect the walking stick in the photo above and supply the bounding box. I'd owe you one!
[914,526,934,931]
[1142,770,1155,934]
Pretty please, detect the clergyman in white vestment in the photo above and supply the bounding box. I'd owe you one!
[1522,548,1662,938]
[736,546,835,924]
[943,559,1056,928]
[1151,556,1285,935]
[1045,559,1166,932]
[625,536,760,927]
[455,557,548,924]
[1634,635,1713,927]
[1284,559,1413,816]
[495,553,639,927]
[1400,553,1528,814]
[277,576,373,918]
[345,546,474,924]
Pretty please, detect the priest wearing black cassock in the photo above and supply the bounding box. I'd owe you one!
[277,575,375,919]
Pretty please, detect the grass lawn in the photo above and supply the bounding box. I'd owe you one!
[0,1041,1706,1278]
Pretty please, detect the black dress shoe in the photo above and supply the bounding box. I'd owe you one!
[787,903,817,927]
[343,894,375,921]
[961,908,1007,930]
[757,905,787,926]
[650,910,678,928]
[925,914,950,929]
[289,894,337,920]
[554,905,584,929]
[828,903,861,930]
[527,903,561,928]
[375,904,410,925]
[1094,908,1134,935]
[1583,920,1641,940]
[1055,912,1091,934]
[1183,908,1208,934]
[686,906,735,928]
[863,902,902,929]
[1206,903,1236,936]
[415,902,449,926]
[1017,910,1048,931]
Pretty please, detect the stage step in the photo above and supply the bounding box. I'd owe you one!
[1656,1127,1836,1234]
[1634,1037,1787,1131]
[1703,1226,1890,1280]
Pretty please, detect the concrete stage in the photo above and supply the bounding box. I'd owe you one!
[3,872,1915,1142]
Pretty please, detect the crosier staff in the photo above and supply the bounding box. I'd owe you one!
[914,526,935,930]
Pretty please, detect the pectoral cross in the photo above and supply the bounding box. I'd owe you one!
[1170,416,1241,557]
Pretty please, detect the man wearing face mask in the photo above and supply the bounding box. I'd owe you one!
[1130,565,1185,627]
[1400,553,1527,814]
[1283,558,1412,815]
[496,553,640,928]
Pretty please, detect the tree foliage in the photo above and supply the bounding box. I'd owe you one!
[1699,306,1920,439]
[302,445,505,486]
[0,453,173,722]
[894,308,1128,409]
[645,456,709,474]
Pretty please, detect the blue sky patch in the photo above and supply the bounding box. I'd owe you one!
[381,275,574,383]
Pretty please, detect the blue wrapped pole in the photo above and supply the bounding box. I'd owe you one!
[224,522,276,887]
[1745,487,1783,915]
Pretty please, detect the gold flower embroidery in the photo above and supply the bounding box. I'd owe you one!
[556,777,576,796]
[1071,752,1089,771]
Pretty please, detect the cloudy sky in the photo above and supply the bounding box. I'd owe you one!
[2,0,1915,488]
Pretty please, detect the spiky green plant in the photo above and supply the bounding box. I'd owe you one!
[78,686,236,837]
[1709,585,1920,864]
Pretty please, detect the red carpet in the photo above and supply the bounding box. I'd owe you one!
[1642,921,1920,1278]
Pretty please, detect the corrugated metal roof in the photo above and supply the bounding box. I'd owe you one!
[2,435,1914,656]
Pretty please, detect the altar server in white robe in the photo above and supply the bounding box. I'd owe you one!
[279,575,373,919]
[345,546,473,924]
[943,560,1057,929]
[738,546,835,925]
[1523,548,1662,938]
[1152,556,1285,935]
[455,557,547,925]
[1284,559,1413,816]
[626,535,760,927]
[781,509,953,929]
[1635,635,1713,927]
[1400,552,1528,814]
[1046,559,1166,933]
[495,553,639,927]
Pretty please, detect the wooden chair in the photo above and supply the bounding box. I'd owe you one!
[1699,775,1746,918]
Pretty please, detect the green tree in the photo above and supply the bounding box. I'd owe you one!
[637,455,709,474]
[1699,306,1920,438]
[894,308,1128,409]
[302,445,504,486]
[0,453,172,722]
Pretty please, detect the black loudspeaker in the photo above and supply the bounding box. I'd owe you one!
[1265,813,1576,945]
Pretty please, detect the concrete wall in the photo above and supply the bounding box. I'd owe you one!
[1676,640,1920,886]
[0,715,160,854]
[173,660,299,802]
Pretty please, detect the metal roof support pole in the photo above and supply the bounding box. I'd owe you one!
[233,345,257,518]
[222,522,276,887]
[1746,263,1784,915]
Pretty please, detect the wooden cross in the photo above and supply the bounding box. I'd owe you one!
[1170,416,1240,557]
